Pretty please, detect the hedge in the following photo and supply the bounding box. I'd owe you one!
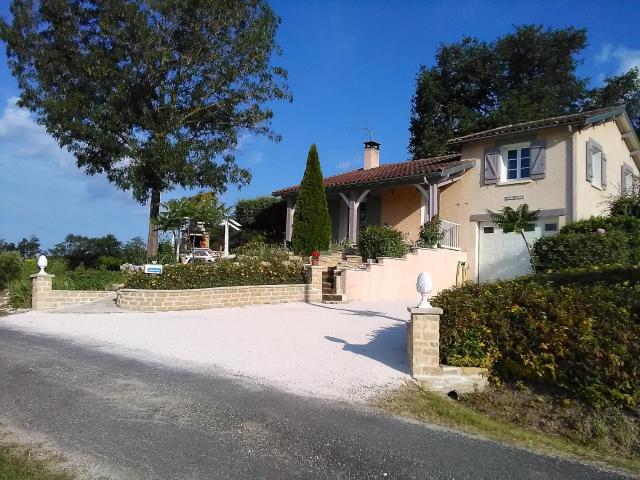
[124,257,306,290]
[357,225,408,259]
[432,267,640,409]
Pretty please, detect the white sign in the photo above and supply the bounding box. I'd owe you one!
[144,264,164,274]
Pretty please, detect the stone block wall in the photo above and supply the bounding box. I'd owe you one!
[31,274,114,310]
[117,283,320,312]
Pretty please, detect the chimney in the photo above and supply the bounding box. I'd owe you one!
[363,140,380,170]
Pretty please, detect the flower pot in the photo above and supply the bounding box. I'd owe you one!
[311,258,319,266]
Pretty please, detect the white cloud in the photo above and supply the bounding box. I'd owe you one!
[595,43,640,74]
[0,96,74,168]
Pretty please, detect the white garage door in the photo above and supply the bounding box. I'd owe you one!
[478,220,557,282]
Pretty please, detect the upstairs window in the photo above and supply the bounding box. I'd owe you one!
[586,138,607,190]
[501,144,531,182]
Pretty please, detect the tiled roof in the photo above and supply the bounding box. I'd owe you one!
[273,154,470,196]
[447,106,625,145]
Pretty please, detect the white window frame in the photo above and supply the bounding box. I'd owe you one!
[622,164,635,195]
[500,142,532,183]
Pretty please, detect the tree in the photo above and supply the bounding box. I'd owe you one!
[291,144,331,255]
[409,25,639,158]
[0,239,16,253]
[234,196,286,242]
[154,192,224,261]
[17,235,40,259]
[1,0,291,257]
[122,237,147,265]
[51,234,122,268]
[488,204,540,273]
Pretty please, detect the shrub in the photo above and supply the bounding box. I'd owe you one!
[291,144,332,255]
[124,256,306,290]
[357,225,408,259]
[96,255,123,271]
[416,216,444,248]
[52,267,124,290]
[234,237,289,262]
[0,252,21,290]
[234,196,286,242]
[531,230,630,272]
[432,268,640,408]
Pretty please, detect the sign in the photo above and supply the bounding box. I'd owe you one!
[504,195,525,201]
[144,264,164,274]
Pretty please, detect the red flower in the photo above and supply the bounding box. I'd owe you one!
[311,250,320,259]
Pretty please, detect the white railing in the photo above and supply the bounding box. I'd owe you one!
[440,219,460,250]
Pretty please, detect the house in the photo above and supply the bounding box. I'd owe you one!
[274,106,640,282]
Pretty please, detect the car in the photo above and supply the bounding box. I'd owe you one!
[185,248,220,263]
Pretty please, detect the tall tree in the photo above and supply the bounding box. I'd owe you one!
[291,144,331,255]
[1,0,291,257]
[17,235,40,259]
[409,25,639,158]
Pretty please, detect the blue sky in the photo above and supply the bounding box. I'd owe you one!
[1,0,639,248]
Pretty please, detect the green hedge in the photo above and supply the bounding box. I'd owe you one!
[432,267,640,408]
[0,252,21,290]
[531,230,630,271]
[357,225,408,259]
[124,257,306,290]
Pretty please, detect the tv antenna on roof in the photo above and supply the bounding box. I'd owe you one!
[353,126,373,141]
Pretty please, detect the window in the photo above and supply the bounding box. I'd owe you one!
[483,226,494,234]
[591,151,602,188]
[544,223,558,232]
[501,144,531,182]
[586,139,606,190]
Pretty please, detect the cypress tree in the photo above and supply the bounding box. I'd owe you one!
[292,144,332,255]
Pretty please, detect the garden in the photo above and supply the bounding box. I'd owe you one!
[399,188,640,468]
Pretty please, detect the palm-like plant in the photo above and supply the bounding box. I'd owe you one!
[488,204,540,273]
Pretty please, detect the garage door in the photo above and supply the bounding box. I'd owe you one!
[478,220,556,282]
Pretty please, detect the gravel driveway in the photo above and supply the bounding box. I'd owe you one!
[0,300,412,401]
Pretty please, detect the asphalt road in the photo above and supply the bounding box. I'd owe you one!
[0,325,632,479]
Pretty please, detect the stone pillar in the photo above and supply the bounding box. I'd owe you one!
[407,306,442,378]
[305,265,324,302]
[31,274,54,310]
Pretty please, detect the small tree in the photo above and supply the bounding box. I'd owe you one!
[291,144,331,255]
[155,192,224,261]
[488,204,540,273]
[608,173,640,218]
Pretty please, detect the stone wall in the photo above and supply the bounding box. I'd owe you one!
[31,274,114,310]
[117,282,320,312]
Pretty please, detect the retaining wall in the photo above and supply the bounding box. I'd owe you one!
[340,248,467,302]
[31,274,114,310]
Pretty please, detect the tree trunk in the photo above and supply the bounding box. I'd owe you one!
[147,188,161,258]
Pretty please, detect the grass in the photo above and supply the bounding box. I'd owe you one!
[376,383,640,475]
[0,445,72,480]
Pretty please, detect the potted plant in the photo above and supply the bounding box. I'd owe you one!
[310,250,320,266]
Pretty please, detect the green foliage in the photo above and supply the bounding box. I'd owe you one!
[532,230,630,272]
[357,225,408,259]
[51,234,122,269]
[122,237,147,264]
[608,176,640,218]
[0,252,21,290]
[124,257,305,290]
[96,255,123,271]
[432,268,640,408]
[234,237,289,262]
[291,144,332,255]
[0,239,16,252]
[417,216,444,248]
[234,196,286,242]
[155,192,224,237]
[1,0,290,256]
[17,235,40,259]
[409,25,640,157]
[532,215,640,271]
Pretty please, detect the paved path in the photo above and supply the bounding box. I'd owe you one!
[0,326,631,479]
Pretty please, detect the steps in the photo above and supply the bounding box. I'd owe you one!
[321,267,346,303]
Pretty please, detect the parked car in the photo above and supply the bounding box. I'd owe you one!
[185,248,220,263]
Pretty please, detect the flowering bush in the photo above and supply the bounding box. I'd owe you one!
[124,256,306,290]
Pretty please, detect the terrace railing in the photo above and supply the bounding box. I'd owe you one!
[440,219,460,250]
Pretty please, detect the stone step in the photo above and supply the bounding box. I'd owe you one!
[322,293,345,303]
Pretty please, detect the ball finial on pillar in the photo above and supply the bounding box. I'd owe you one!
[416,271,432,308]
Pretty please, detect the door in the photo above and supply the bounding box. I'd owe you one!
[478,220,553,282]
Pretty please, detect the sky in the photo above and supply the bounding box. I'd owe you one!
[0,0,639,249]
